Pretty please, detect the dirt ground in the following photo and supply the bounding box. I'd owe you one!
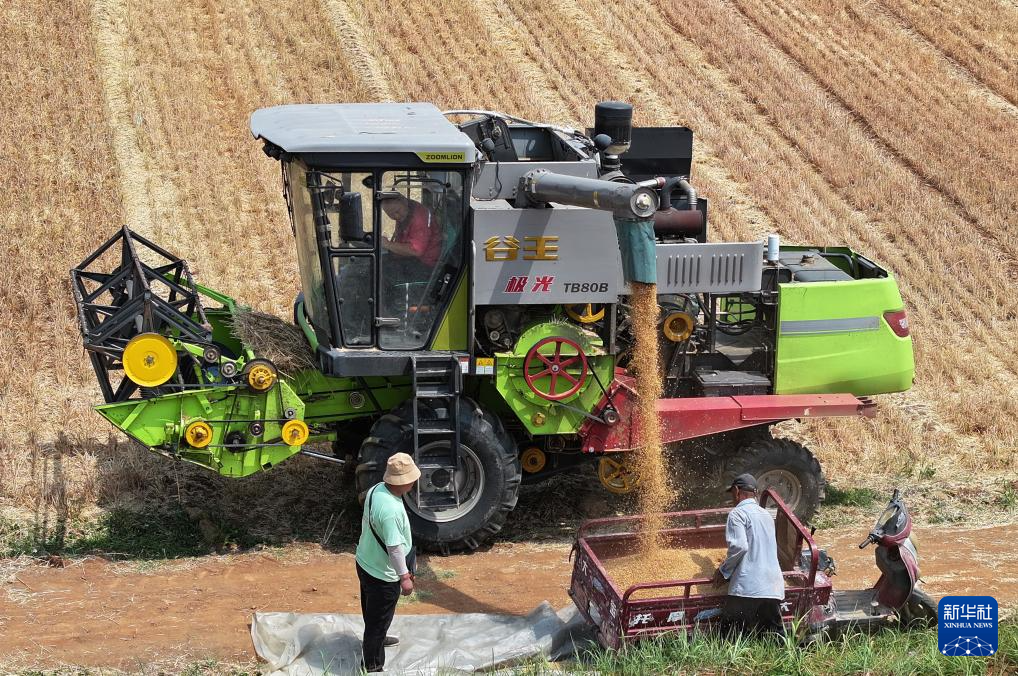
[1,523,1016,671]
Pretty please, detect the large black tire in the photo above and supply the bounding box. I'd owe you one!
[723,438,825,523]
[355,398,521,553]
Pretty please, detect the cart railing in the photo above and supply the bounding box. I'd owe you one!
[571,489,823,614]
[620,568,816,604]
[575,507,732,542]
[760,489,820,588]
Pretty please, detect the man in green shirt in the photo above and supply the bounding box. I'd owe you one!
[355,452,420,672]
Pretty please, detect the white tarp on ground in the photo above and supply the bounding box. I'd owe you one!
[251,602,591,675]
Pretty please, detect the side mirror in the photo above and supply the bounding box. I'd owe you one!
[339,192,365,242]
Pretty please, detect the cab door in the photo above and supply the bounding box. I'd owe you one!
[375,169,466,350]
[296,166,466,351]
[306,169,377,347]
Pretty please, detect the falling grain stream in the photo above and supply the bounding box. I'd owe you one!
[629,283,670,553]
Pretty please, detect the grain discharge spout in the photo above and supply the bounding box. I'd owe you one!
[518,169,659,284]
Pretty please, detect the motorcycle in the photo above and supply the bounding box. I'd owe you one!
[814,488,938,631]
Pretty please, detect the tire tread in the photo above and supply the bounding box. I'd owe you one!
[355,398,521,552]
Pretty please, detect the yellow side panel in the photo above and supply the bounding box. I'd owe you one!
[430,275,468,350]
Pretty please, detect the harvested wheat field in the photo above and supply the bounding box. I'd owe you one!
[1,0,1017,565]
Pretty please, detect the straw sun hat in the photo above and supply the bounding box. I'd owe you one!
[383,452,422,485]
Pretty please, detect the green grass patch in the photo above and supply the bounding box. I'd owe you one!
[0,506,255,560]
[573,621,1017,675]
[178,659,258,676]
[399,587,435,605]
[433,567,457,580]
[995,481,1018,510]
[416,564,457,581]
[824,485,881,508]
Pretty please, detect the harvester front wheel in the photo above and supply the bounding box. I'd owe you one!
[723,438,824,523]
[355,398,521,553]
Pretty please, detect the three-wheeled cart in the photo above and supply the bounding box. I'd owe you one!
[569,489,935,648]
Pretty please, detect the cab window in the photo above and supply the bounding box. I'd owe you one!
[377,170,464,350]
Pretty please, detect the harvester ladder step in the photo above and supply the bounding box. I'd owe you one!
[410,355,462,510]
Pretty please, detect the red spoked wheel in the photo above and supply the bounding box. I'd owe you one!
[523,336,589,401]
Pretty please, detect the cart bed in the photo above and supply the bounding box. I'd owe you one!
[568,490,832,648]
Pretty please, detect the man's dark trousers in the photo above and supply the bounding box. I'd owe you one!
[357,562,401,671]
[721,595,784,637]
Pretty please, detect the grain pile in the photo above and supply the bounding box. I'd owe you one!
[605,546,728,599]
[628,282,670,551]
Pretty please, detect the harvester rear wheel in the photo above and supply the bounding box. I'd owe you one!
[355,398,521,553]
[723,438,824,523]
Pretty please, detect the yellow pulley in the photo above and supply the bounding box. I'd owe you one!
[184,420,213,448]
[122,333,178,387]
[246,361,277,392]
[566,304,605,324]
[281,419,309,447]
[598,455,639,495]
[662,311,695,342]
[520,447,546,474]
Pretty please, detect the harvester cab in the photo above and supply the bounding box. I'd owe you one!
[72,101,914,552]
[256,104,477,358]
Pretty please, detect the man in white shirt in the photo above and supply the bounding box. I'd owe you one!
[712,473,785,636]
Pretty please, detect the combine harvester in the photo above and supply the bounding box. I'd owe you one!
[72,102,913,551]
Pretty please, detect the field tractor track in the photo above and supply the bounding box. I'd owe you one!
[91,0,166,240]
[728,0,1018,266]
[877,0,1018,110]
[741,0,1018,236]
[651,0,1018,391]
[871,0,1018,115]
[319,0,393,101]
[463,0,571,122]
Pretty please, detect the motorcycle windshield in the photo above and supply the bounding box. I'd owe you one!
[874,500,908,537]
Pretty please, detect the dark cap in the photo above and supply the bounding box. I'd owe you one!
[727,473,758,492]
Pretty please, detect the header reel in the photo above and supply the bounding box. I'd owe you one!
[71,226,212,403]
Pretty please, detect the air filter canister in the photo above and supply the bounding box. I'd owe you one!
[594,101,633,155]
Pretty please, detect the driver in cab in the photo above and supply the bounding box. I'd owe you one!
[379,193,441,274]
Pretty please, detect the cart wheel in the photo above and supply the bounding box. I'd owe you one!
[723,438,824,522]
[898,587,938,628]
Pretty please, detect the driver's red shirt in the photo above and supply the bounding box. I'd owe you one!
[393,202,441,266]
